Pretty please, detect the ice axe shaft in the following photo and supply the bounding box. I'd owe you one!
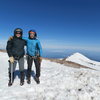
[11,62,14,83]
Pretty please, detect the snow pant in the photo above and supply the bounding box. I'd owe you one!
[27,55,41,78]
[8,57,24,73]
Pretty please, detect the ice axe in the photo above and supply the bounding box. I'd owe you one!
[8,60,14,84]
[10,62,14,84]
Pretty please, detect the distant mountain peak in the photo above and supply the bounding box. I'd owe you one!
[66,52,90,61]
[65,52,100,71]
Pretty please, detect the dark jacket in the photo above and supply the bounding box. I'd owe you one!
[6,37,26,60]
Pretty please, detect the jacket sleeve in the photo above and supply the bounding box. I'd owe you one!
[6,39,13,57]
[37,40,42,57]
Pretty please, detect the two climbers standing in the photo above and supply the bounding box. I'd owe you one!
[6,28,42,86]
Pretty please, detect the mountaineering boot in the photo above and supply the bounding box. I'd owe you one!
[34,76,40,84]
[8,72,14,86]
[27,71,31,84]
[20,71,24,86]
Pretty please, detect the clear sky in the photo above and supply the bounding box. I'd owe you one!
[0,0,100,52]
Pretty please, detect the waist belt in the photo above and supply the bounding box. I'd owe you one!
[28,55,37,59]
[14,56,23,60]
[14,56,20,60]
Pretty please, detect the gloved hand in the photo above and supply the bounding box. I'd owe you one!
[9,57,14,63]
[38,57,42,63]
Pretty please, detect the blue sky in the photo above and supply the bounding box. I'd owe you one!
[0,0,100,52]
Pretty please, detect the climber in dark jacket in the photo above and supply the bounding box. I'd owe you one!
[6,28,26,86]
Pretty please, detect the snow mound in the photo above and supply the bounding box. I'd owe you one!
[66,52,100,71]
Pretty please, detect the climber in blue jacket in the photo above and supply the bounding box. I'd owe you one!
[23,29,42,84]
[9,29,42,84]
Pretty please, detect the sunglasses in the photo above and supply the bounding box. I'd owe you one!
[16,31,22,34]
[30,33,35,36]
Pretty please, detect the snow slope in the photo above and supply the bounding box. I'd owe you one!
[0,52,100,100]
[66,52,100,71]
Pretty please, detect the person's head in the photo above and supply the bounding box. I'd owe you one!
[14,28,23,38]
[28,29,37,39]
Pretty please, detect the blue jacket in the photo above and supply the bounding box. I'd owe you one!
[23,37,42,57]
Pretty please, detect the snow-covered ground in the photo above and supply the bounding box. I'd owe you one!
[0,52,100,100]
[66,52,100,71]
